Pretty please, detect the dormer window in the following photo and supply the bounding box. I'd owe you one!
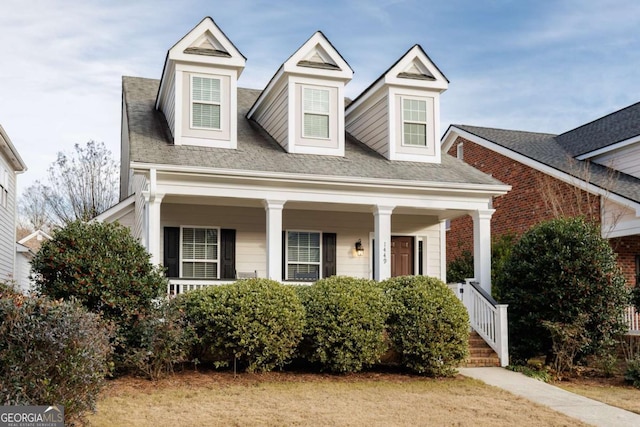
[303,87,330,139]
[191,75,221,130]
[402,98,427,147]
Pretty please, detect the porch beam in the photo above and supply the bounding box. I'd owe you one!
[263,199,286,281]
[373,205,395,281]
[471,209,495,294]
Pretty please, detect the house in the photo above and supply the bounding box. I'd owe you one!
[442,103,640,331]
[0,124,27,284]
[98,17,511,365]
[14,229,52,292]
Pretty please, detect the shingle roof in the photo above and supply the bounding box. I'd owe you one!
[454,124,640,204]
[556,102,640,157]
[123,76,504,188]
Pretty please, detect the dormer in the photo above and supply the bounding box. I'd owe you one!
[345,45,448,163]
[155,17,246,149]
[247,32,353,156]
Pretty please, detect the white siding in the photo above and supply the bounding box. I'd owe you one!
[345,95,390,158]
[594,143,640,179]
[0,156,16,281]
[14,251,32,293]
[157,66,176,137]
[251,83,289,151]
[131,175,147,242]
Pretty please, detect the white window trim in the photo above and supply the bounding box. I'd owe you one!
[401,96,428,148]
[457,142,464,160]
[179,225,221,279]
[190,74,223,131]
[285,229,323,280]
[302,86,330,140]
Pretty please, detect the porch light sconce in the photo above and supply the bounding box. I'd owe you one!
[355,239,364,257]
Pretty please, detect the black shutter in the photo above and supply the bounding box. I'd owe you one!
[282,231,287,281]
[220,229,236,279]
[418,240,423,276]
[322,233,337,278]
[372,239,376,281]
[163,227,180,278]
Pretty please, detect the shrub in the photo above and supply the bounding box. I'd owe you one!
[0,293,112,424]
[125,298,189,380]
[495,217,629,363]
[298,276,388,373]
[30,220,167,369]
[179,279,305,372]
[625,355,640,389]
[446,249,473,283]
[382,276,469,376]
[542,315,590,377]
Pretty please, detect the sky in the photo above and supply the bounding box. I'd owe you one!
[2,0,640,194]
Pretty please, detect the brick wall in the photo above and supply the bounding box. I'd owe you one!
[446,136,640,286]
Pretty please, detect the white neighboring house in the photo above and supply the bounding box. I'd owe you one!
[0,124,27,284]
[15,230,52,293]
[97,17,512,365]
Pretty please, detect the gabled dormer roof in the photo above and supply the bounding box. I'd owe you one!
[347,44,448,113]
[247,31,353,119]
[155,17,246,109]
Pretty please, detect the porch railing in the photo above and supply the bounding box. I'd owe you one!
[625,305,640,335]
[450,279,509,367]
[168,280,230,295]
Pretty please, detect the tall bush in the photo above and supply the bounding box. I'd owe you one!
[0,292,112,424]
[179,279,305,372]
[30,220,167,369]
[494,217,629,363]
[298,276,388,373]
[382,276,469,376]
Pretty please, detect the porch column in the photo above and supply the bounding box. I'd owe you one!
[263,200,286,281]
[471,209,495,294]
[145,193,164,266]
[373,205,394,281]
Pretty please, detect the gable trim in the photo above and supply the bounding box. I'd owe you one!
[576,133,640,161]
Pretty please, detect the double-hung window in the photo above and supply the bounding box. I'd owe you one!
[191,76,221,130]
[181,227,219,279]
[402,98,427,146]
[287,231,321,280]
[303,87,329,138]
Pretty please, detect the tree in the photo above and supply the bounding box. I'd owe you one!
[19,141,118,228]
[31,220,167,370]
[494,217,629,364]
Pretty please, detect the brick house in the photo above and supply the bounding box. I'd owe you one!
[442,102,640,287]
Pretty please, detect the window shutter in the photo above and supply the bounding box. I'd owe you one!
[322,233,337,278]
[163,227,180,278]
[220,229,236,279]
[282,231,287,281]
[418,240,423,276]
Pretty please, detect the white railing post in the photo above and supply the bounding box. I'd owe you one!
[496,304,509,367]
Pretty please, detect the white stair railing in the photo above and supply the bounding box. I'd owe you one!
[625,305,640,335]
[455,279,509,367]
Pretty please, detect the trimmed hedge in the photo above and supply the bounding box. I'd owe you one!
[382,276,469,376]
[0,292,112,424]
[298,276,388,373]
[178,279,305,372]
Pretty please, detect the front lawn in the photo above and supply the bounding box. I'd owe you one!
[555,374,640,415]
[86,371,587,426]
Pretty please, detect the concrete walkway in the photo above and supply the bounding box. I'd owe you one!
[459,367,640,427]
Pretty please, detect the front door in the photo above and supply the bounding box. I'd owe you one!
[391,236,414,277]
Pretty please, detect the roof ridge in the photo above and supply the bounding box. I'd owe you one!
[557,100,640,138]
